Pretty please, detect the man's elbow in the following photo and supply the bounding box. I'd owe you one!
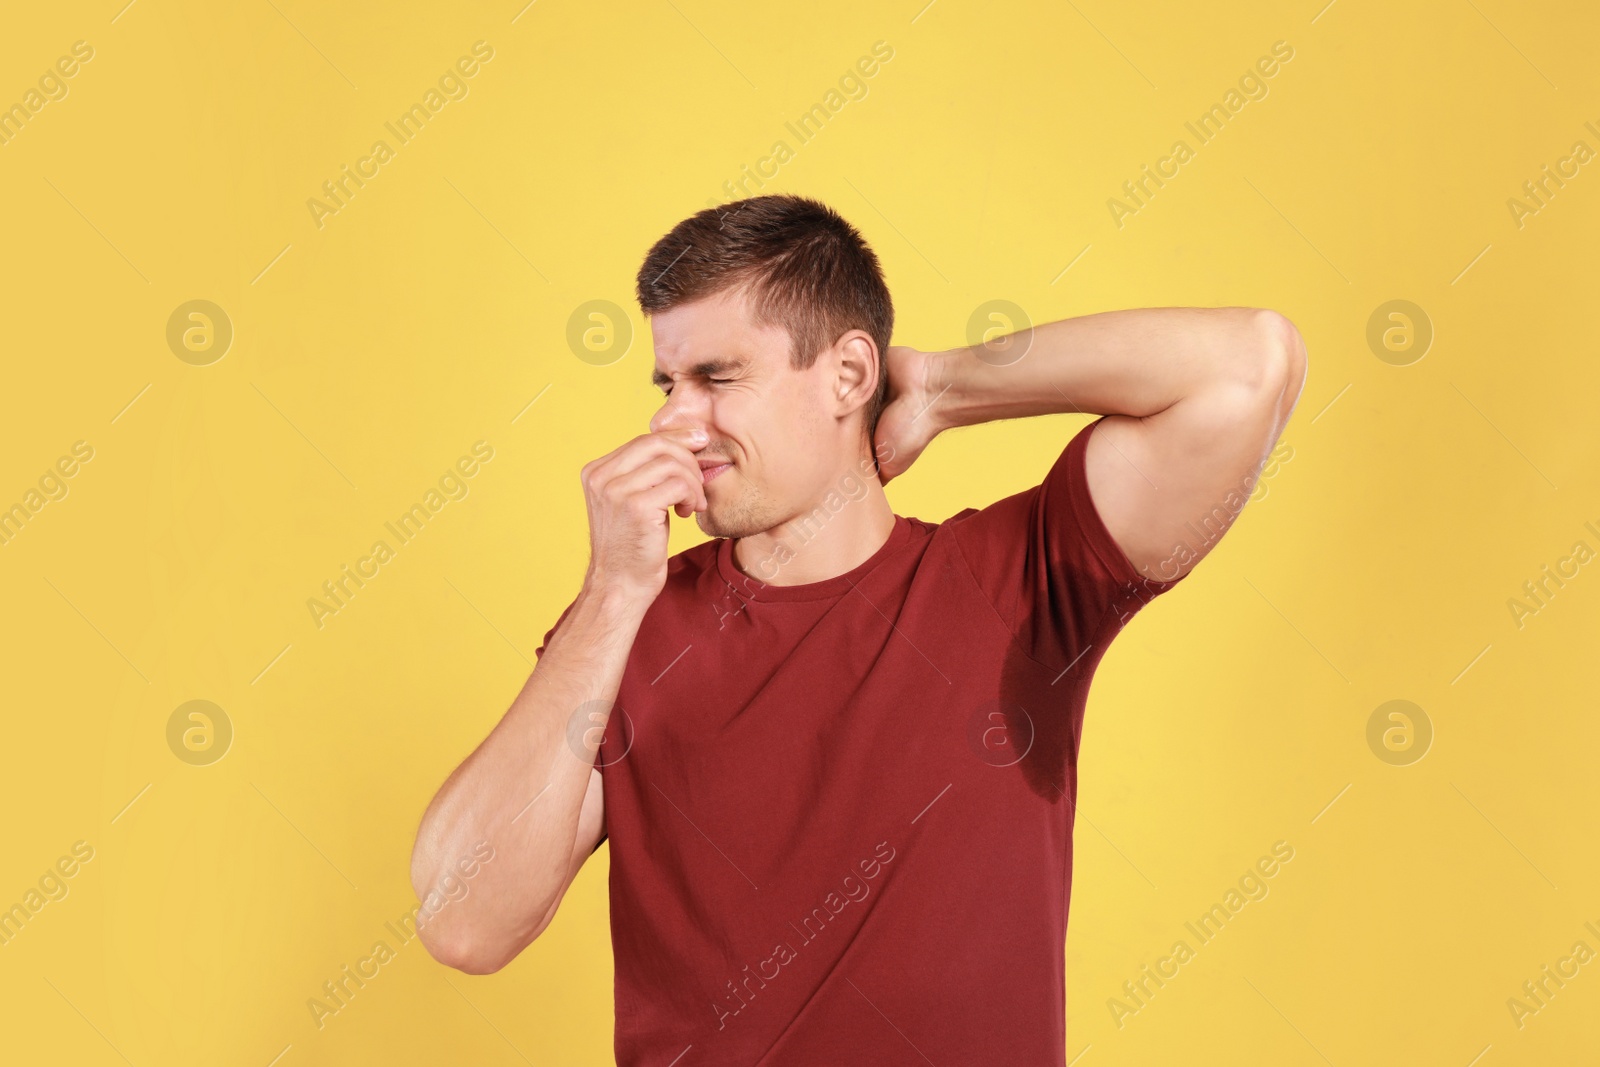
[415,916,530,975]
[1247,309,1309,417]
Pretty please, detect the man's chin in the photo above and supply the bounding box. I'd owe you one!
[694,508,723,537]
[695,501,762,540]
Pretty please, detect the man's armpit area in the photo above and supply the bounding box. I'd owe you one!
[1070,417,1189,593]
[944,418,1185,672]
[1067,419,1188,640]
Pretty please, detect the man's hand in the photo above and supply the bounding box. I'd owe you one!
[580,426,709,602]
[872,345,948,485]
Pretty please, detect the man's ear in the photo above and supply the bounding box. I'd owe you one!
[832,330,878,416]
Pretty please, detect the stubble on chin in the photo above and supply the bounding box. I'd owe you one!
[696,475,773,540]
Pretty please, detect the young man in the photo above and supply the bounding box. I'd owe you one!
[410,194,1307,1065]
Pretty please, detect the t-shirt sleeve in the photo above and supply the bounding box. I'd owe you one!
[947,415,1186,673]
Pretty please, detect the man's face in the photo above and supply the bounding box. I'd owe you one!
[648,285,836,539]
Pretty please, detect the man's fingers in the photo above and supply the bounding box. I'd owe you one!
[639,471,705,519]
[609,454,707,515]
[584,427,705,488]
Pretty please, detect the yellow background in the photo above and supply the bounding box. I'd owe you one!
[2,0,1597,1063]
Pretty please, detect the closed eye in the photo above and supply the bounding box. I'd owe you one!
[662,377,732,396]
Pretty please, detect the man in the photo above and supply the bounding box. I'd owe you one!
[410,194,1306,1065]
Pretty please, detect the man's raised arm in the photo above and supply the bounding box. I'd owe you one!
[911,307,1307,582]
[408,425,709,974]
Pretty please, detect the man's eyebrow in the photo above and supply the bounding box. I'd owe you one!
[651,357,750,389]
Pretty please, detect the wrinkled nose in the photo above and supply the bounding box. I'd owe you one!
[650,390,706,438]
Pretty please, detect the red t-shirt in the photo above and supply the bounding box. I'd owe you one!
[536,416,1186,1066]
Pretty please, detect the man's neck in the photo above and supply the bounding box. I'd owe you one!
[730,475,896,588]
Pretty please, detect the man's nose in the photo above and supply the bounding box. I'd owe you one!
[650,394,705,437]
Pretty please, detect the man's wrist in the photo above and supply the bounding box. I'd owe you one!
[925,345,977,433]
[926,332,1089,430]
[577,576,655,623]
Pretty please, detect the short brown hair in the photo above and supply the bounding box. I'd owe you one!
[635,194,894,447]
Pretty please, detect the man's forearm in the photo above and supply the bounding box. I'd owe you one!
[928,306,1288,430]
[409,581,645,971]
